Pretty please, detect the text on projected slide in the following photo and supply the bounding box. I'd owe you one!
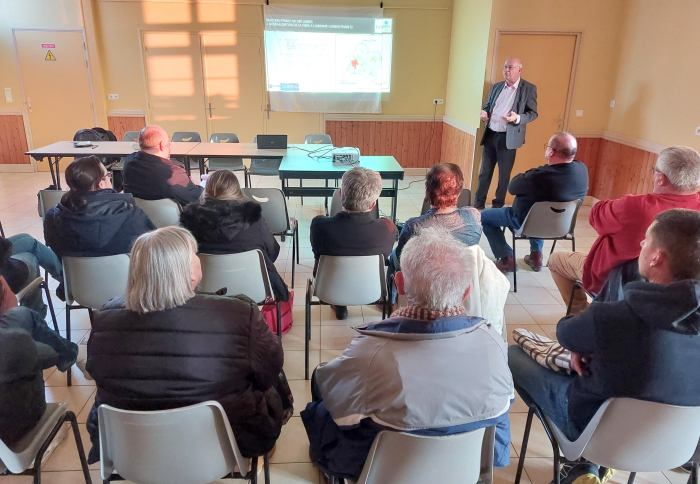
[264,15,393,93]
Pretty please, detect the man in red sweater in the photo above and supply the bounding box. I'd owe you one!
[548,145,700,313]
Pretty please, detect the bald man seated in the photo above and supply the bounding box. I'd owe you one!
[123,126,203,206]
[480,132,589,273]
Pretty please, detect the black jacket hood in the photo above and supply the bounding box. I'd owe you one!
[180,198,262,243]
[624,279,700,335]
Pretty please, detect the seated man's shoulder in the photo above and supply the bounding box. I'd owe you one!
[375,216,397,234]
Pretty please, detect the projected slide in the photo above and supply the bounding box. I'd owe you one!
[264,15,393,93]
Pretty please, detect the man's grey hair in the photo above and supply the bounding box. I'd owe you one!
[550,132,577,161]
[400,227,472,310]
[139,125,168,152]
[655,146,700,192]
[341,167,383,212]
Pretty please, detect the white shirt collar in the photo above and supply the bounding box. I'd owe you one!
[505,77,520,90]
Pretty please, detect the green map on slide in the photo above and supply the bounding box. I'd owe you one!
[346,42,382,84]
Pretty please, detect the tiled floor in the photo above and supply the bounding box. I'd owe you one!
[0,170,687,483]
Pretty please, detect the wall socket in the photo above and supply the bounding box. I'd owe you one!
[433,99,444,105]
[108,94,119,100]
[610,100,615,107]
[575,110,583,117]
[695,127,700,136]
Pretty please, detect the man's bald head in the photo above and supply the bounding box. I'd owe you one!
[503,57,522,84]
[546,132,578,164]
[139,125,171,159]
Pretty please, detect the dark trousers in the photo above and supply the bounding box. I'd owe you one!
[475,129,517,207]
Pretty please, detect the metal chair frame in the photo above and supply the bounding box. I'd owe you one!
[566,280,596,316]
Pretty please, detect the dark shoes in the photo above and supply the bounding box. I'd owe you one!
[331,305,348,320]
[472,203,486,211]
[496,255,517,273]
[524,251,543,272]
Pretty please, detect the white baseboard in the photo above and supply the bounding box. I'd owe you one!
[442,116,478,137]
[571,130,667,155]
[325,114,443,122]
[0,164,35,173]
[106,110,146,117]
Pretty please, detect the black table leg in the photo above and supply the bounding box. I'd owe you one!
[184,156,191,177]
[391,179,399,223]
[46,156,61,189]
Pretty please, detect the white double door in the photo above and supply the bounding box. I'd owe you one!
[142,31,321,144]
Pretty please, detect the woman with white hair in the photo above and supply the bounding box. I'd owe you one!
[84,226,290,464]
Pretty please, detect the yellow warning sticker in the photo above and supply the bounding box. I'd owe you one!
[45,50,56,61]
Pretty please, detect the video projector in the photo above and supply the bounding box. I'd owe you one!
[332,147,360,165]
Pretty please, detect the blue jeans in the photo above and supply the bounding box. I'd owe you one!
[508,345,580,441]
[0,306,78,372]
[9,234,63,279]
[481,207,543,259]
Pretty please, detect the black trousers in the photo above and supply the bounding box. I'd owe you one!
[474,128,517,207]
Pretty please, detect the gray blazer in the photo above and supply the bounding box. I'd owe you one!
[480,78,538,150]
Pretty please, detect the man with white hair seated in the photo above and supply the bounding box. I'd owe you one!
[302,227,514,482]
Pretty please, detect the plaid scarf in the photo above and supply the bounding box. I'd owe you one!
[512,328,572,374]
[391,304,465,321]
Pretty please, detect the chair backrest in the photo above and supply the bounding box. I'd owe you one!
[304,134,332,145]
[516,200,582,238]
[549,398,700,472]
[123,131,140,142]
[329,189,379,219]
[38,189,68,219]
[134,198,182,228]
[241,188,290,234]
[197,250,272,304]
[314,255,386,306]
[99,402,248,484]
[420,189,472,216]
[171,132,201,143]
[210,133,239,143]
[63,255,130,308]
[356,428,485,484]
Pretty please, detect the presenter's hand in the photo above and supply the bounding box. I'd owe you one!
[503,110,518,123]
[480,110,489,122]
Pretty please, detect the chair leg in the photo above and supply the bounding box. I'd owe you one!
[566,284,576,316]
[627,472,636,484]
[66,307,72,387]
[43,282,58,332]
[572,235,576,252]
[305,282,311,380]
[300,179,303,205]
[87,307,94,326]
[250,456,258,484]
[291,231,296,289]
[514,407,534,484]
[263,453,271,484]
[295,224,300,264]
[689,461,698,484]
[68,411,93,484]
[512,232,517,293]
[550,239,557,255]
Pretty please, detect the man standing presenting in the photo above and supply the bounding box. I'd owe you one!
[474,57,538,210]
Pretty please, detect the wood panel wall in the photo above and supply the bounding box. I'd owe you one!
[441,123,476,186]
[324,120,443,168]
[107,116,146,141]
[575,137,658,200]
[0,115,31,165]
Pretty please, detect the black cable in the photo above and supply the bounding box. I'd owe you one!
[421,102,438,164]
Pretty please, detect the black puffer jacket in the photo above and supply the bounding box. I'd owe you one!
[86,294,285,463]
[44,189,155,259]
[180,198,290,301]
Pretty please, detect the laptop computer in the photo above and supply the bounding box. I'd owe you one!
[256,135,288,150]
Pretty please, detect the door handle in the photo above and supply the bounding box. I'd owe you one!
[207,102,215,119]
[26,97,33,113]
[266,103,270,120]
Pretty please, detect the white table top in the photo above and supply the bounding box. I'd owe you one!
[26,141,199,158]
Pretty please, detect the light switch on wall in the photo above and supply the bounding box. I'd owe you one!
[695,127,700,136]
[108,94,119,100]
[4,88,12,103]
[575,110,583,117]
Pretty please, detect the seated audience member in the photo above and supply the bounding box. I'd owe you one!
[44,156,155,260]
[180,169,289,302]
[394,162,481,265]
[549,145,700,314]
[509,209,700,481]
[0,234,63,316]
[481,132,588,273]
[302,228,514,482]
[122,125,203,206]
[0,276,78,445]
[310,166,395,320]
[86,226,289,464]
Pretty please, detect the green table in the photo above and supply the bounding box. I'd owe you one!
[279,155,405,222]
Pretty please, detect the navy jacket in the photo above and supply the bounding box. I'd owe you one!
[557,279,700,437]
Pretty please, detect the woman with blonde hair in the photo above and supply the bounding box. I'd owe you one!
[85,226,289,464]
[180,169,289,301]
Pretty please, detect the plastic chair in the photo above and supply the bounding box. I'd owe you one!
[206,133,247,182]
[689,441,700,484]
[0,402,91,483]
[511,200,582,292]
[197,250,283,339]
[15,276,59,332]
[248,137,282,187]
[420,189,472,215]
[305,255,388,379]
[515,398,700,484]
[0,221,4,237]
[242,188,299,288]
[134,198,182,228]
[330,189,379,219]
[123,131,140,142]
[38,189,68,218]
[62,254,130,385]
[328,428,485,484]
[172,132,202,171]
[99,401,269,484]
[304,134,332,145]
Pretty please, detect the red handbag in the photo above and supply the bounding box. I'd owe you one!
[261,290,294,335]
